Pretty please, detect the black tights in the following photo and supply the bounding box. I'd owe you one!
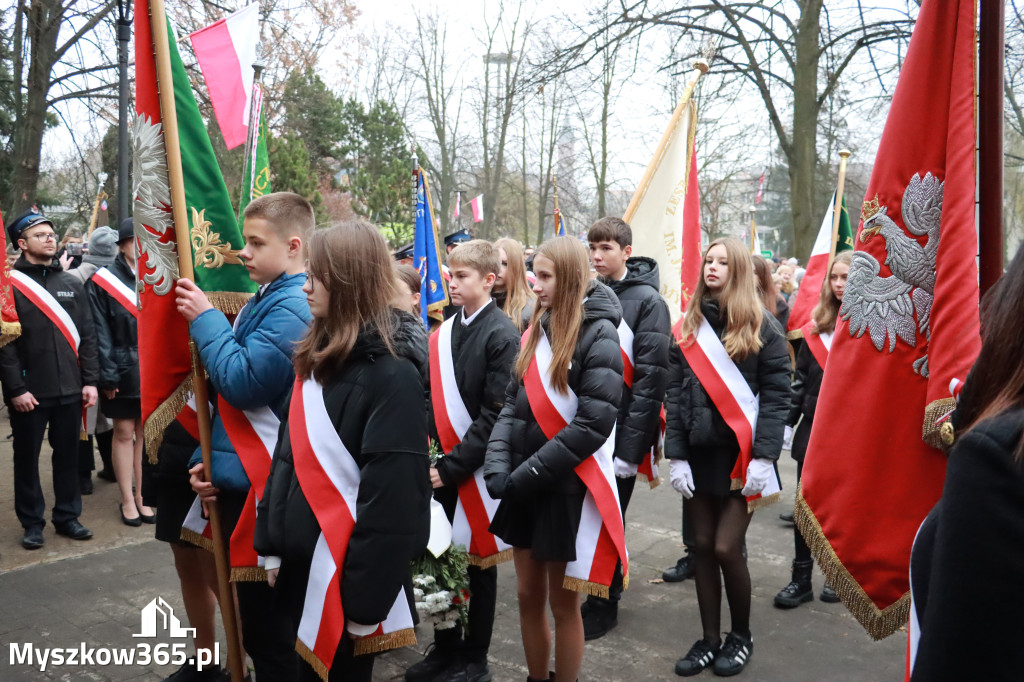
[686,492,753,643]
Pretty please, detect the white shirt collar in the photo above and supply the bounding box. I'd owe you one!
[460,299,492,326]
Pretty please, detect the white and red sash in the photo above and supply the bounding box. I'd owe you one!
[616,318,661,488]
[11,270,80,356]
[675,318,781,511]
[178,396,215,551]
[289,378,415,677]
[91,267,138,319]
[800,322,831,370]
[428,316,512,567]
[522,327,628,597]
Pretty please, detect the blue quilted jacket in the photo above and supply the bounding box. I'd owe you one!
[188,272,311,492]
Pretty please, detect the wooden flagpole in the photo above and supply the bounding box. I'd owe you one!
[978,0,1004,295]
[827,149,852,273]
[623,59,708,222]
[148,1,246,679]
[552,174,561,234]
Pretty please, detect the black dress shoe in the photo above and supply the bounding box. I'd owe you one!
[22,526,44,550]
[120,504,143,527]
[140,510,157,524]
[80,476,93,495]
[779,509,794,523]
[663,554,695,582]
[582,599,618,640]
[96,468,116,482]
[54,519,93,540]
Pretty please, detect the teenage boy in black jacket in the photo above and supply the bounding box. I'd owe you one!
[584,216,672,639]
[406,240,520,682]
[0,210,99,549]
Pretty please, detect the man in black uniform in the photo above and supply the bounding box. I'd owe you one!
[0,210,99,549]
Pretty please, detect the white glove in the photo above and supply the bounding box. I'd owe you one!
[613,457,639,479]
[669,460,695,499]
[741,458,775,497]
[783,425,794,450]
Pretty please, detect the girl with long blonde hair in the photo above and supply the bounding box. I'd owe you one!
[484,236,623,682]
[665,237,791,677]
[493,237,536,331]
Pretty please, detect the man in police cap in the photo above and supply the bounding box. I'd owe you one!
[0,209,99,549]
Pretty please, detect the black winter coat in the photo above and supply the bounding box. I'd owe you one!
[601,257,671,465]
[253,312,431,628]
[773,293,790,331]
[910,406,1024,681]
[88,253,140,398]
[788,340,823,427]
[484,281,623,499]
[0,255,99,403]
[665,298,790,463]
[492,289,534,331]
[430,301,520,489]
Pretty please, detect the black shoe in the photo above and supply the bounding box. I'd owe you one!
[674,638,719,677]
[405,644,456,682]
[96,468,117,482]
[712,632,752,677]
[80,476,93,495]
[164,662,226,682]
[54,519,93,540]
[582,600,618,640]
[438,659,493,682]
[663,554,695,582]
[120,504,143,527]
[778,509,794,523]
[774,559,814,608]
[22,526,44,550]
[820,583,841,603]
[140,509,157,524]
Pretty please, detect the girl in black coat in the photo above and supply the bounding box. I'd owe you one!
[253,221,431,682]
[484,236,623,682]
[665,238,790,678]
[87,227,154,525]
[908,244,1024,680]
[774,251,851,608]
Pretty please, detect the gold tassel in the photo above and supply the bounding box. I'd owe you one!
[230,566,267,583]
[746,491,781,512]
[179,527,214,552]
[207,290,253,315]
[353,628,417,656]
[0,320,22,348]
[636,472,661,489]
[794,486,909,640]
[622,571,629,591]
[562,575,610,599]
[922,397,957,449]
[786,328,805,341]
[296,640,329,682]
[468,548,513,569]
[144,377,192,463]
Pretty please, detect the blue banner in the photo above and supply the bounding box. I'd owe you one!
[414,169,449,327]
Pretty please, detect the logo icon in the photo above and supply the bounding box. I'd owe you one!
[133,598,196,639]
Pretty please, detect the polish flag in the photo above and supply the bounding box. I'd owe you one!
[189,4,260,150]
[470,194,484,223]
[787,192,836,336]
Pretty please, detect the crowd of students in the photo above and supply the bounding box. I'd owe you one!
[6,190,1023,682]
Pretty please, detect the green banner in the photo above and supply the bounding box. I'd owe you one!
[836,194,854,253]
[238,87,271,226]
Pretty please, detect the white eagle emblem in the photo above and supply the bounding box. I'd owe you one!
[131,113,179,296]
[839,172,944,377]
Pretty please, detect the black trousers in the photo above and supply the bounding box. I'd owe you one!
[435,564,498,662]
[299,635,374,682]
[221,491,301,681]
[11,399,83,529]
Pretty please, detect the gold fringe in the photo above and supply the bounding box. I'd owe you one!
[230,566,267,583]
[179,527,214,552]
[622,570,629,591]
[468,548,513,569]
[746,491,781,512]
[637,472,661,489]
[296,639,329,682]
[562,575,609,599]
[787,328,804,340]
[794,486,909,640]
[144,376,193,463]
[353,627,417,656]
[922,397,957,450]
[0,320,22,348]
[207,290,253,315]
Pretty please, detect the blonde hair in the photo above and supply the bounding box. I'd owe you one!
[811,250,854,334]
[448,239,500,277]
[293,220,396,382]
[678,237,764,360]
[515,237,589,393]
[243,191,315,242]
[776,264,797,295]
[494,237,536,331]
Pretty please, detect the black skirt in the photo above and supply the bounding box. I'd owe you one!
[689,444,741,497]
[101,395,141,420]
[490,487,586,563]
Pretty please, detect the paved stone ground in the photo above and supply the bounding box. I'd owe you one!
[0,417,906,681]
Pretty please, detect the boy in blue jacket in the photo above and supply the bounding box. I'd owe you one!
[176,192,313,681]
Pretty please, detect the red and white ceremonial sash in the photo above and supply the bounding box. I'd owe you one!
[523,327,628,597]
[11,270,80,356]
[428,317,511,567]
[676,318,781,511]
[617,318,661,489]
[179,396,215,551]
[289,378,415,677]
[91,267,138,319]
[220,401,279,581]
[800,322,831,371]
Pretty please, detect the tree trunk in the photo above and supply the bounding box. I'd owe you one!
[788,0,824,258]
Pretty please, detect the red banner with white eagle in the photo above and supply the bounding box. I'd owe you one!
[795,0,980,640]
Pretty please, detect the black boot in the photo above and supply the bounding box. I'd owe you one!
[662,554,695,582]
[820,583,841,603]
[582,596,618,640]
[774,559,814,608]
